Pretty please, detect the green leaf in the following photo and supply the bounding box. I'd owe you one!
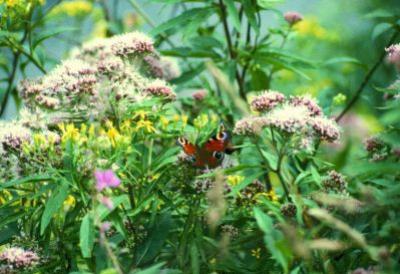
[136,213,173,264]
[257,0,284,9]
[372,23,393,40]
[243,0,259,34]
[254,207,273,233]
[151,7,214,36]
[131,263,165,274]
[33,27,77,49]
[190,244,200,274]
[225,0,241,32]
[1,174,52,190]
[40,180,69,235]
[323,56,362,67]
[170,63,205,85]
[161,47,221,59]
[80,213,95,258]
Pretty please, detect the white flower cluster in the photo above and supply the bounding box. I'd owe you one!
[19,31,179,122]
[235,92,340,145]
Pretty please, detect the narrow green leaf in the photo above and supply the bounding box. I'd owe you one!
[225,0,241,32]
[243,0,259,34]
[40,180,69,235]
[151,7,214,36]
[80,213,95,258]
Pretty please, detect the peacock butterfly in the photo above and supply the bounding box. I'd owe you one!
[177,124,234,168]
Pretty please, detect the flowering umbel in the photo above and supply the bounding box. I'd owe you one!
[0,247,40,270]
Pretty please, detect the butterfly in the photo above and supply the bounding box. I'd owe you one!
[177,124,234,169]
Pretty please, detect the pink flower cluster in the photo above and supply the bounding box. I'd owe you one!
[110,32,154,57]
[94,169,121,191]
[0,247,39,269]
[144,80,176,101]
[250,90,285,112]
[192,89,208,101]
[235,91,341,143]
[290,95,322,116]
[284,11,303,26]
[144,55,181,81]
[385,44,400,69]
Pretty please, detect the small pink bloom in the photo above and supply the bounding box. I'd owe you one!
[385,44,400,69]
[94,169,121,191]
[100,196,114,210]
[100,222,112,233]
[192,89,207,101]
[284,11,303,25]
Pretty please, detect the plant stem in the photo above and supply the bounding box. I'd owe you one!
[335,29,400,122]
[218,0,246,101]
[267,26,292,88]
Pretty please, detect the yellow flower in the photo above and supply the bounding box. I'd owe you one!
[160,116,169,129]
[181,115,188,127]
[173,114,180,123]
[133,110,148,120]
[255,189,279,203]
[51,0,93,17]
[194,114,209,129]
[251,248,261,259]
[33,133,46,147]
[59,123,80,142]
[227,175,244,186]
[135,120,156,133]
[107,127,120,147]
[64,195,76,207]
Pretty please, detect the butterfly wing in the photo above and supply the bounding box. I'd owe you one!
[177,137,206,167]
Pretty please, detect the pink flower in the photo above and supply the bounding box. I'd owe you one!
[290,95,322,116]
[192,89,207,101]
[94,169,121,191]
[385,44,400,69]
[100,222,112,233]
[0,247,39,268]
[100,196,114,210]
[250,90,285,112]
[284,11,303,26]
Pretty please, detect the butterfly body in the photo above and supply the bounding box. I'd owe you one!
[178,124,234,169]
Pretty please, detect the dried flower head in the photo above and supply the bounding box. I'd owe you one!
[284,11,303,26]
[322,170,347,194]
[221,224,239,239]
[280,203,297,218]
[250,90,285,112]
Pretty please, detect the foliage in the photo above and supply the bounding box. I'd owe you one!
[1,0,400,273]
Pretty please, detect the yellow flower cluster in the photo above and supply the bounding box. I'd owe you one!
[193,114,218,129]
[227,175,244,186]
[0,0,44,8]
[50,0,93,17]
[256,189,279,203]
[294,17,339,42]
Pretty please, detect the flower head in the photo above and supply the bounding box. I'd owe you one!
[290,94,322,116]
[110,32,154,57]
[280,203,297,218]
[385,44,400,69]
[250,90,285,112]
[0,247,39,269]
[143,79,176,101]
[192,89,208,101]
[265,104,311,134]
[322,170,347,194]
[94,169,121,191]
[284,11,303,26]
[233,116,268,135]
[311,116,340,142]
